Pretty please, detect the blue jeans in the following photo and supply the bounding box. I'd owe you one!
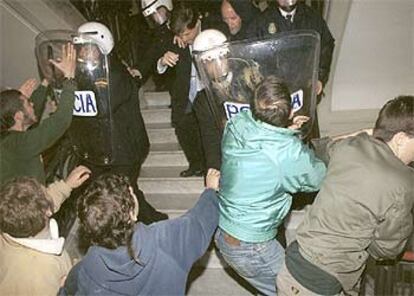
[214,228,285,296]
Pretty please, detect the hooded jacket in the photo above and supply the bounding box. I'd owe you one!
[226,0,260,41]
[219,111,326,242]
[59,189,219,295]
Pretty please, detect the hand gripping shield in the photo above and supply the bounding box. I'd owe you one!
[194,30,320,138]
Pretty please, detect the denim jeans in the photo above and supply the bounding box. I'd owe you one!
[214,228,285,296]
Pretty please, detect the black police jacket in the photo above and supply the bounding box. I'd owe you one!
[247,3,335,85]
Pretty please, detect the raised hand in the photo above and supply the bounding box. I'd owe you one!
[49,43,76,79]
[19,78,38,98]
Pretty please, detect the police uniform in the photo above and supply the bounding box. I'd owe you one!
[247,3,335,139]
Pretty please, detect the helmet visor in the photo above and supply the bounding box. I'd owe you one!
[145,7,169,28]
[202,56,229,82]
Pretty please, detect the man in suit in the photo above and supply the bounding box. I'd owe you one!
[157,5,218,176]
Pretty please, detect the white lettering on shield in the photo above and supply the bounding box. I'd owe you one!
[290,89,304,113]
[224,101,250,120]
[73,91,98,116]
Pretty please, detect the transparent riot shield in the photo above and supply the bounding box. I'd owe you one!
[69,40,113,165]
[194,30,320,138]
[35,30,75,95]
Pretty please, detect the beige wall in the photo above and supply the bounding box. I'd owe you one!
[1,0,84,88]
[320,0,414,135]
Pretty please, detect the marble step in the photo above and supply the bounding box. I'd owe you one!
[186,267,254,296]
[150,142,182,152]
[139,167,204,194]
[140,178,204,195]
[147,125,177,144]
[141,107,171,124]
[144,193,200,211]
[143,91,171,107]
[143,150,187,167]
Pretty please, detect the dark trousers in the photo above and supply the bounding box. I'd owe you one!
[192,91,222,170]
[174,110,204,170]
[54,161,160,237]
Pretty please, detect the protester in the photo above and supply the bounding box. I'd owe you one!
[215,76,326,295]
[277,95,414,295]
[59,168,220,295]
[0,166,90,295]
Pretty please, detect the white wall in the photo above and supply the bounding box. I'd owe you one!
[0,0,84,89]
[318,0,414,135]
[331,0,414,111]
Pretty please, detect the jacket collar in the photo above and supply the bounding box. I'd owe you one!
[3,218,65,255]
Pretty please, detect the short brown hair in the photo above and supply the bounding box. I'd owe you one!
[0,177,51,238]
[0,89,24,133]
[77,174,138,260]
[373,95,414,142]
[251,76,292,127]
[170,5,199,35]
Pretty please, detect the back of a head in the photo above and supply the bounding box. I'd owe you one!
[251,76,292,128]
[373,95,414,143]
[0,89,24,133]
[170,5,198,35]
[0,177,51,238]
[77,174,136,253]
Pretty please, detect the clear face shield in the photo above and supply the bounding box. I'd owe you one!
[75,43,103,73]
[202,54,230,83]
[143,6,170,28]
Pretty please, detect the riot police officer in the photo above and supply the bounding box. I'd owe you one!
[71,22,168,224]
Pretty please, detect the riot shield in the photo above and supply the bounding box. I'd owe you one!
[35,30,75,94]
[194,30,320,138]
[69,40,113,165]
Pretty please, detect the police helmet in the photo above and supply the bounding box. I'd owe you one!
[73,22,114,55]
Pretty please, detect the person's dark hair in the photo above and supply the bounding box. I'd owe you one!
[0,89,24,133]
[77,174,139,261]
[0,177,51,238]
[373,95,414,142]
[251,76,292,127]
[170,5,199,35]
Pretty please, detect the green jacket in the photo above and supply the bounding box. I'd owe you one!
[218,111,326,242]
[0,80,76,185]
[296,133,414,293]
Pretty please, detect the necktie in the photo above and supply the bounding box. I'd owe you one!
[286,14,292,23]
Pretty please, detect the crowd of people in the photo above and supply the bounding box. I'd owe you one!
[1,0,413,295]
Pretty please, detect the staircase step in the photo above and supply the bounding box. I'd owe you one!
[147,127,177,144]
[141,107,171,124]
[143,91,171,107]
[140,178,204,194]
[143,150,187,167]
[150,142,182,152]
[186,267,254,295]
[141,166,200,178]
[144,193,200,211]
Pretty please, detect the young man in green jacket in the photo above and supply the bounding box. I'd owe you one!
[277,95,414,295]
[0,43,77,185]
[215,76,326,296]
